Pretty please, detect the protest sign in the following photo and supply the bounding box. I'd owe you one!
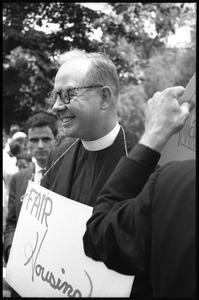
[159,73,196,165]
[5,181,134,297]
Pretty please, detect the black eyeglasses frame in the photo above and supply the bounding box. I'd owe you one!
[48,85,103,105]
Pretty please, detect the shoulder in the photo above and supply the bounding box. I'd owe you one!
[11,165,34,181]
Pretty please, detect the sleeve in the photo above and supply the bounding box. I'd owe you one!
[83,144,161,276]
[3,174,17,263]
[128,143,160,171]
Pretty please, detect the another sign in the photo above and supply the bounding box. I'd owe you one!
[159,73,196,165]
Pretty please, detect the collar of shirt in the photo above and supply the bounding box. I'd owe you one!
[81,122,120,151]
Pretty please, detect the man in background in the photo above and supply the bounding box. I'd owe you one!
[3,111,58,297]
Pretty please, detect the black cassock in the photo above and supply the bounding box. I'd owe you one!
[70,144,111,204]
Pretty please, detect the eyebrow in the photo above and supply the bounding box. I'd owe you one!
[29,137,52,141]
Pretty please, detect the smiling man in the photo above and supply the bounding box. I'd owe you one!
[41,49,143,206]
[3,111,58,297]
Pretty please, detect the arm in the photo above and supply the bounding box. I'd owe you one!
[83,86,193,274]
[3,174,18,263]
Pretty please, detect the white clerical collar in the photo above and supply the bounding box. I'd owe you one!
[81,122,120,151]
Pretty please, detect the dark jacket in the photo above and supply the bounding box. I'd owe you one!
[3,165,35,263]
[83,159,196,297]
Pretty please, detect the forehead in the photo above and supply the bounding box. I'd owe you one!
[28,126,54,138]
[55,58,91,89]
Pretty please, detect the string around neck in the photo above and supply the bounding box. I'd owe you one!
[120,125,128,157]
[39,138,80,183]
[39,126,128,183]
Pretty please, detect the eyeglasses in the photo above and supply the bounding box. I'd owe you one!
[48,85,103,105]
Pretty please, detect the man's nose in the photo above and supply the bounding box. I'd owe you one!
[38,139,44,148]
[52,96,66,113]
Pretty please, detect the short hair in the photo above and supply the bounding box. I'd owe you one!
[24,112,58,137]
[9,141,23,156]
[59,49,119,100]
[9,124,21,136]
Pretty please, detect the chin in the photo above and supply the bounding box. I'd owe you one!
[36,155,47,162]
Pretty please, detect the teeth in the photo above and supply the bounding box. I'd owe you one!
[63,117,74,122]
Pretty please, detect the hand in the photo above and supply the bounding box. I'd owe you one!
[139,86,194,152]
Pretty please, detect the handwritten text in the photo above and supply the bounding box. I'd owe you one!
[26,188,53,228]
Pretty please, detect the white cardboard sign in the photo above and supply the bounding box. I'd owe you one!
[159,73,196,165]
[5,181,134,297]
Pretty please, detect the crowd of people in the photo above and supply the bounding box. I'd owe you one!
[3,49,196,298]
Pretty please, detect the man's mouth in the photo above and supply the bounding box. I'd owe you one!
[62,117,75,123]
[36,151,45,156]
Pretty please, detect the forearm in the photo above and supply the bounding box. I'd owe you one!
[84,199,149,275]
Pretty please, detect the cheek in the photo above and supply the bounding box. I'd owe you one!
[46,143,55,151]
[77,112,96,128]
[28,145,35,152]
[77,103,100,121]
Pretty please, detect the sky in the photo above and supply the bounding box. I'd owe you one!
[167,26,191,48]
[80,2,112,13]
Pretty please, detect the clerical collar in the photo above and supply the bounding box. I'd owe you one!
[81,122,120,151]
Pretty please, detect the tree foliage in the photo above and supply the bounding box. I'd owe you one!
[143,46,196,99]
[3,2,102,131]
[117,84,146,138]
[3,2,196,136]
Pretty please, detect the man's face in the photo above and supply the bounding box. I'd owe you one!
[27,126,56,166]
[51,58,104,141]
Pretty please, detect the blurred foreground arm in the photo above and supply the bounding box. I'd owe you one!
[83,86,194,275]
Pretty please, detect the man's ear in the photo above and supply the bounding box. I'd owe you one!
[100,86,112,109]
